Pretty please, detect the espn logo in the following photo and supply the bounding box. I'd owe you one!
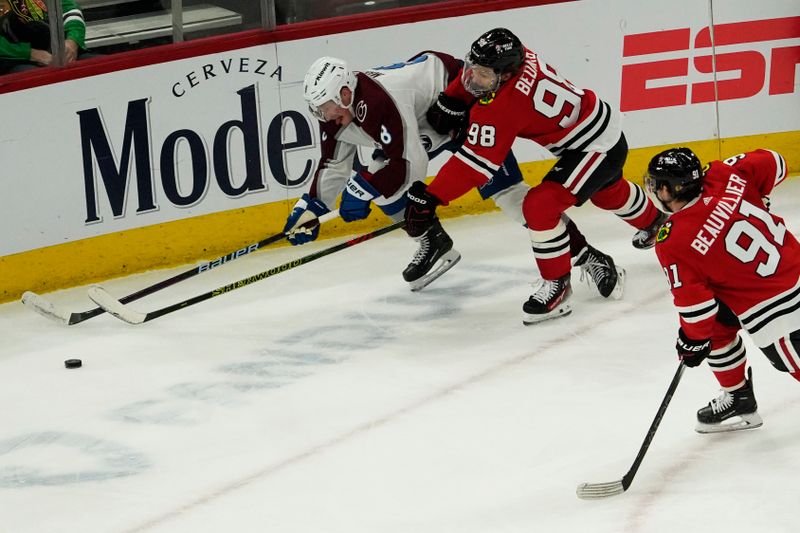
[621,16,799,111]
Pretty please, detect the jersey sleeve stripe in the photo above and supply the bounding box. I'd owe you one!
[459,145,500,172]
[573,102,612,153]
[455,147,498,179]
[680,304,719,323]
[544,97,599,153]
[676,299,718,314]
[768,149,787,187]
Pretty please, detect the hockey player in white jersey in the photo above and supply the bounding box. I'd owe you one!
[285,53,623,295]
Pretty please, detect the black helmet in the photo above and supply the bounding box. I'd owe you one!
[467,28,524,75]
[644,147,703,210]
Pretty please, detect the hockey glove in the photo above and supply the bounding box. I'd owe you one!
[283,194,330,245]
[404,181,442,237]
[426,92,469,138]
[676,328,711,367]
[340,173,380,222]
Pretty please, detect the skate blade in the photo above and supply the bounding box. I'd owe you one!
[522,305,572,325]
[609,267,626,300]
[695,412,764,434]
[408,250,461,292]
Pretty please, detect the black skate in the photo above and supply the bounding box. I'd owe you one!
[696,368,763,434]
[573,245,625,299]
[522,274,572,325]
[403,219,461,291]
[632,211,668,249]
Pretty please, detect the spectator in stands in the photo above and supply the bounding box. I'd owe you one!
[0,0,91,74]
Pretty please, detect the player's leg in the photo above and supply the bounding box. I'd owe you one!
[581,135,666,249]
[520,180,577,324]
[760,329,800,383]
[473,150,621,309]
[696,303,763,433]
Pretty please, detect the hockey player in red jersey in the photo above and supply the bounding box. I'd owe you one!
[404,28,664,324]
[646,147,797,433]
[286,53,623,297]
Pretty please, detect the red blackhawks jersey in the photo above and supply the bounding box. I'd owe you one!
[428,47,621,203]
[655,149,797,348]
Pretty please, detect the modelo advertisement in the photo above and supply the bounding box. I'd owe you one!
[0,0,796,258]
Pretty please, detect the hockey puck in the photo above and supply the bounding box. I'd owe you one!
[64,359,82,369]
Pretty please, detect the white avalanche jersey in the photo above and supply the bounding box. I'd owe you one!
[309,51,462,208]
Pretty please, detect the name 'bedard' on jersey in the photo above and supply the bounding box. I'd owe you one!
[433,47,622,193]
[655,149,798,348]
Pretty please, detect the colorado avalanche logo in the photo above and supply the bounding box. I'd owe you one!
[355,101,368,122]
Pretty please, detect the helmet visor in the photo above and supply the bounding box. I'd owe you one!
[307,103,327,122]
[307,100,345,122]
[461,56,501,98]
[643,172,673,213]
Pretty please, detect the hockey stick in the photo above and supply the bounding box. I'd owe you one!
[21,210,340,325]
[87,220,406,324]
[576,362,686,499]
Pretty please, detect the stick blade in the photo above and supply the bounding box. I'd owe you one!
[21,291,72,324]
[87,286,146,325]
[576,480,625,500]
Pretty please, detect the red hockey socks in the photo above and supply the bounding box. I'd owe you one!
[591,178,661,229]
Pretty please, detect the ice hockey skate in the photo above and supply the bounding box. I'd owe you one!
[403,219,461,291]
[522,274,572,325]
[696,368,764,434]
[573,245,625,299]
[632,211,668,249]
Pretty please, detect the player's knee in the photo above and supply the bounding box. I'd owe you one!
[711,331,740,352]
[523,181,574,216]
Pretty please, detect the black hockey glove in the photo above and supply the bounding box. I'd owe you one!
[676,328,711,367]
[404,181,442,237]
[426,92,469,138]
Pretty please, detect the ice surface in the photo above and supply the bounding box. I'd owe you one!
[2,180,799,533]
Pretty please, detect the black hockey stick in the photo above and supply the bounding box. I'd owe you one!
[87,220,405,324]
[21,210,339,325]
[576,362,686,499]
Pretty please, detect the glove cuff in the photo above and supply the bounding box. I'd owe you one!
[346,174,380,201]
[301,194,330,216]
[407,181,442,208]
[677,328,710,352]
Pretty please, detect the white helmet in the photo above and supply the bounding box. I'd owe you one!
[303,56,357,121]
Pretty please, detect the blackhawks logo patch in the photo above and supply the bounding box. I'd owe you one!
[656,220,672,243]
[478,92,496,105]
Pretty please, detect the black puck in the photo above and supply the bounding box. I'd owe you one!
[64,359,82,369]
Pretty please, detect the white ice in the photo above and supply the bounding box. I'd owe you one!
[2,180,799,533]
